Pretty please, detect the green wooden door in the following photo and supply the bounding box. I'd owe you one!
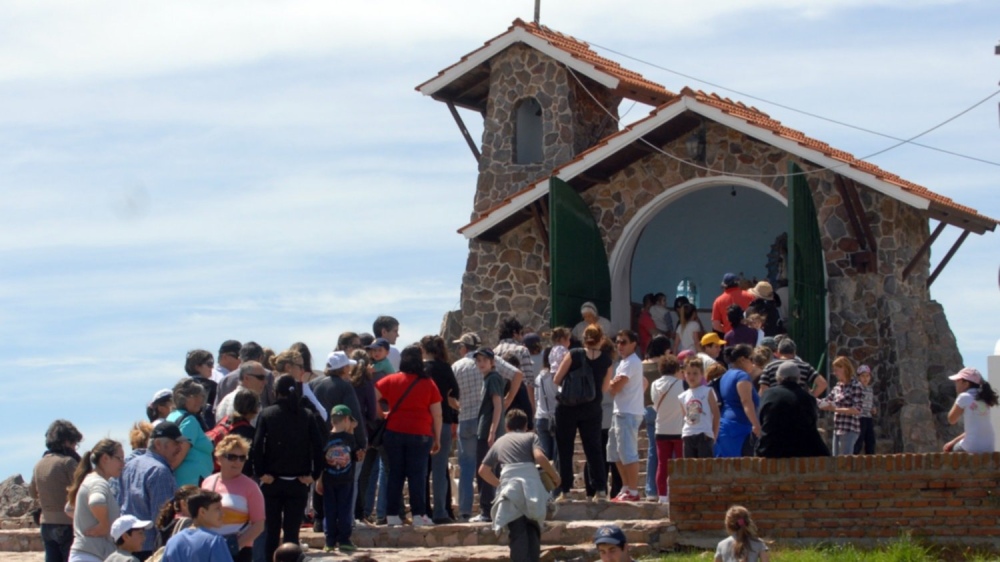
[549,177,612,328]
[787,162,828,370]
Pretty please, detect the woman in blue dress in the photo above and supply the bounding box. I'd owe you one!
[714,344,761,457]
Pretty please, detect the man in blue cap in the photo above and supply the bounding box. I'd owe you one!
[594,524,634,562]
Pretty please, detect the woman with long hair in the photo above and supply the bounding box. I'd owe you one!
[820,356,864,456]
[374,345,443,526]
[552,324,614,501]
[67,439,124,562]
[252,372,324,561]
[714,344,761,458]
[421,335,460,523]
[673,301,704,354]
[944,367,998,453]
[30,419,83,562]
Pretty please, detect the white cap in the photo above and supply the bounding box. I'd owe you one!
[326,350,357,371]
[110,515,152,541]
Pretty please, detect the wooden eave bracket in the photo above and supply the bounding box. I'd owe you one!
[446,101,482,163]
[901,221,947,281]
[927,229,970,288]
[834,176,879,273]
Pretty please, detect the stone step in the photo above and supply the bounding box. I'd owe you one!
[298,518,677,550]
[0,542,659,561]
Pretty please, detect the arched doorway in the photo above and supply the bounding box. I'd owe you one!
[608,176,790,331]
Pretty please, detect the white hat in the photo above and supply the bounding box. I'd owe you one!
[326,350,357,371]
[148,389,172,407]
[110,515,152,541]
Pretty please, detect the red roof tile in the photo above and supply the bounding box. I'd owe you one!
[416,19,675,106]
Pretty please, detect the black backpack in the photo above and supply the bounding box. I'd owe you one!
[557,349,597,406]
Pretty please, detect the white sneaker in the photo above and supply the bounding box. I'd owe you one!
[658,496,669,504]
[469,514,491,523]
[413,514,434,527]
[386,515,404,526]
[592,491,607,503]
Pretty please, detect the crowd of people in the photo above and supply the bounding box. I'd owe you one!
[27,282,996,562]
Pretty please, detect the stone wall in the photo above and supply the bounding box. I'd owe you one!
[472,44,619,215]
[450,66,965,450]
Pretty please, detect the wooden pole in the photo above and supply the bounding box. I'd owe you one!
[534,0,540,25]
[927,230,970,288]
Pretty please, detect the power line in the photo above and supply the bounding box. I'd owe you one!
[569,68,1000,180]
[588,41,1000,168]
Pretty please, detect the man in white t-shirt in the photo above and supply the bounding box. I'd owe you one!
[607,330,647,502]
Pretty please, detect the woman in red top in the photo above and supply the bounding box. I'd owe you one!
[374,345,442,526]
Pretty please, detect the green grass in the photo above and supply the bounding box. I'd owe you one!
[643,534,1000,562]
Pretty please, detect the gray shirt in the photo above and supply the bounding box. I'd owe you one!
[105,550,140,562]
[481,431,541,468]
[71,473,119,559]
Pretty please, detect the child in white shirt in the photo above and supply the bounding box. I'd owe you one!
[678,358,719,459]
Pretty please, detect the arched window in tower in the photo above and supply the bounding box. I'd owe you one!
[676,277,699,308]
[514,98,543,164]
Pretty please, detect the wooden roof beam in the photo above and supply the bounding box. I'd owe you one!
[927,229,970,288]
[901,221,947,281]
[447,102,481,163]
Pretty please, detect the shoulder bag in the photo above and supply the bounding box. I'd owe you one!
[557,349,597,407]
[369,376,422,449]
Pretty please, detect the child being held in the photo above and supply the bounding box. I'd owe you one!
[649,354,685,503]
[715,505,769,562]
[678,358,720,459]
[316,404,361,552]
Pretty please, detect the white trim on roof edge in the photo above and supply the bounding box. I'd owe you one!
[459,95,933,240]
[418,27,619,97]
[683,97,930,211]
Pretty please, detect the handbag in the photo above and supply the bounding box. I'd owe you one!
[557,349,596,407]
[370,376,422,448]
[538,464,557,492]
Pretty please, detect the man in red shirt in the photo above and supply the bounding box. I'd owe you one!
[711,273,753,334]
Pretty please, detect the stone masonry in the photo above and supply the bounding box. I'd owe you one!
[445,47,965,452]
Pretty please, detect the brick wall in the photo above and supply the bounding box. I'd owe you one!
[669,453,1000,544]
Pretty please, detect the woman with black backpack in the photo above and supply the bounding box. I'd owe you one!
[552,324,613,501]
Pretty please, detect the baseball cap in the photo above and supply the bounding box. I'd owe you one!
[949,367,983,385]
[677,350,695,362]
[453,332,481,348]
[326,351,357,371]
[759,337,778,352]
[472,347,495,360]
[722,273,739,287]
[330,404,355,419]
[700,333,725,347]
[150,421,190,443]
[149,389,172,405]
[856,364,872,375]
[110,515,152,541]
[593,524,627,547]
[366,338,390,351]
[522,333,541,348]
[580,301,598,315]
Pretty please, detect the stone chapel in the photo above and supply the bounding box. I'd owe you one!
[416,19,998,452]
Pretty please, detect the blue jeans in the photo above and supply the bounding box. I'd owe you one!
[535,417,557,464]
[251,527,267,562]
[644,406,658,497]
[431,422,453,519]
[457,418,478,517]
[833,431,859,456]
[321,478,354,547]
[41,523,73,562]
[384,430,433,518]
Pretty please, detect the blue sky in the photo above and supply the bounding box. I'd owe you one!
[2,0,998,479]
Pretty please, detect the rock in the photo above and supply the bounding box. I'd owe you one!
[0,476,36,520]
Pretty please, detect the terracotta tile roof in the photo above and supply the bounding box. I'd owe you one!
[510,19,675,105]
[416,19,675,106]
[459,89,997,236]
[679,87,998,226]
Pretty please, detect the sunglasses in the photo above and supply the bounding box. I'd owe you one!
[202,361,215,367]
[246,373,267,381]
[223,454,248,462]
